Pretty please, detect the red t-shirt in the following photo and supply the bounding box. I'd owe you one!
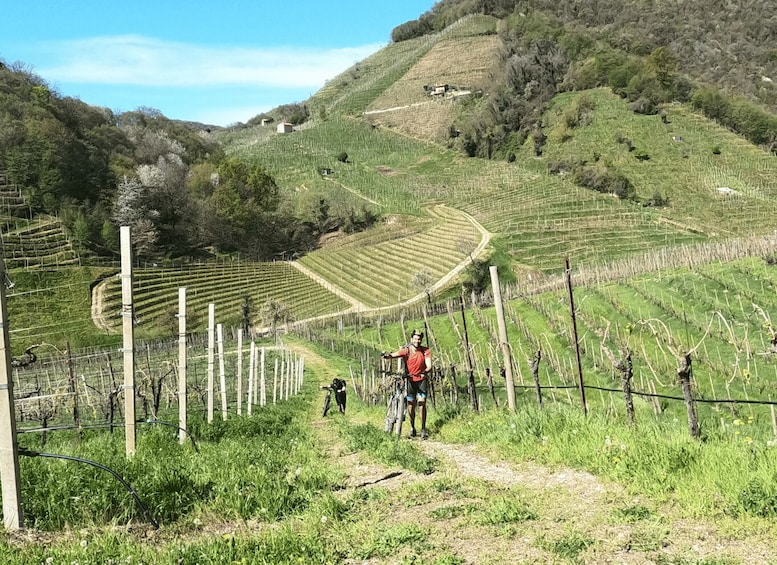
[398,345,431,381]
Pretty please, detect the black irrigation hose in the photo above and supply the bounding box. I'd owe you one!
[140,419,200,453]
[18,448,160,529]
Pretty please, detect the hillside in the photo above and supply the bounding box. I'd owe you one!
[3,2,777,345]
[221,13,777,289]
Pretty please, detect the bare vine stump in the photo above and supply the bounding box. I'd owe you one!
[467,370,478,412]
[486,367,498,408]
[678,353,700,438]
[530,349,542,408]
[449,364,459,404]
[618,352,635,425]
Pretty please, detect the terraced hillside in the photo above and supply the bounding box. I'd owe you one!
[363,15,502,143]
[0,172,79,270]
[2,217,80,270]
[94,261,350,334]
[310,14,498,120]
[223,9,777,283]
[297,205,487,308]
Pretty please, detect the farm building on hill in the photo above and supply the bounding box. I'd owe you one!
[277,122,293,134]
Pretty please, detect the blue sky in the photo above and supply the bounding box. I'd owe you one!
[1,1,432,126]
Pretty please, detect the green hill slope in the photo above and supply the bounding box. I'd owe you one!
[221,12,777,287]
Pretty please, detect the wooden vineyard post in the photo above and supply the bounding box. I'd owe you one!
[565,257,587,415]
[207,304,215,423]
[459,295,478,412]
[621,352,635,425]
[177,287,188,445]
[678,353,700,438]
[120,226,136,456]
[66,341,80,430]
[0,240,23,529]
[489,266,516,412]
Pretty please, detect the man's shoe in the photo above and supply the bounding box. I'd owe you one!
[410,428,417,438]
[421,429,429,440]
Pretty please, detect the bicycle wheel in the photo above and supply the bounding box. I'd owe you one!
[394,396,405,437]
[384,392,397,432]
[322,392,332,417]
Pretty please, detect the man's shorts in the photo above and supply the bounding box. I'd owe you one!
[406,378,427,402]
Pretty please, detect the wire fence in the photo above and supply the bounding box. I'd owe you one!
[12,331,302,439]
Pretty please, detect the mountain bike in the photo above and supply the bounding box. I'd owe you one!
[383,371,407,437]
[321,384,334,417]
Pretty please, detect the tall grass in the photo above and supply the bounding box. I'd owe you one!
[436,402,777,520]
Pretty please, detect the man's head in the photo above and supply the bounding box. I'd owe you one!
[410,329,423,345]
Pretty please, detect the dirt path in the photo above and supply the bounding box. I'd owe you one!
[286,260,367,312]
[323,432,777,563]
[91,278,112,332]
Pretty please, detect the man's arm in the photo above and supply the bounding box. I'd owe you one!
[382,349,401,359]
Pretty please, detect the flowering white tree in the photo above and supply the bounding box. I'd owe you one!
[111,175,160,258]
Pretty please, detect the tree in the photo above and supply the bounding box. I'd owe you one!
[462,259,492,295]
[412,269,434,304]
[646,46,678,88]
[111,175,160,258]
[206,158,280,257]
[260,299,293,341]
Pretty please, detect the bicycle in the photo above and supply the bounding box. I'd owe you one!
[321,385,334,417]
[321,377,347,417]
[383,371,407,437]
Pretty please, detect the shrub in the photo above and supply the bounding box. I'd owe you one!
[629,98,657,115]
[572,165,636,200]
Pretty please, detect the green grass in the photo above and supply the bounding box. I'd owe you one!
[6,266,116,351]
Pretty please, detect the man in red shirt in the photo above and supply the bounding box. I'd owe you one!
[383,329,432,439]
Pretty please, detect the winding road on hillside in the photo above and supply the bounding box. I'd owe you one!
[285,204,491,318]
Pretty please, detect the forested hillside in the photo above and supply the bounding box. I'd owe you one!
[0,63,374,263]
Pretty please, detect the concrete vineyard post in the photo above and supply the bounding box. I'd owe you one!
[236,329,243,416]
[489,265,516,412]
[120,226,136,455]
[178,287,187,444]
[0,240,22,529]
[217,324,227,420]
[207,304,215,423]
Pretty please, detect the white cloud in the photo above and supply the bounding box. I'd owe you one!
[37,35,382,88]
